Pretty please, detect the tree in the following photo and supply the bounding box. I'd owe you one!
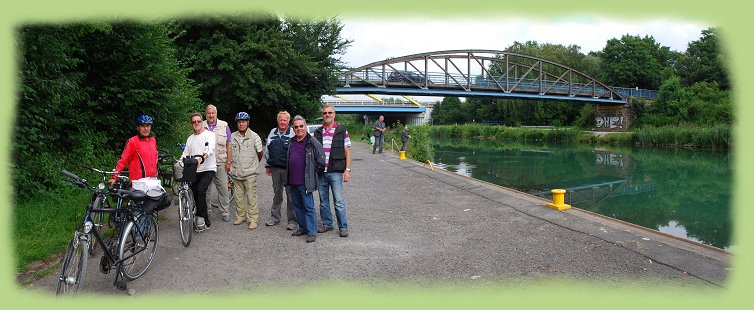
[16,22,202,200]
[643,76,693,126]
[676,28,729,90]
[595,34,678,90]
[167,15,351,133]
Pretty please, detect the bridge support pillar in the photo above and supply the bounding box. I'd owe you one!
[594,104,634,132]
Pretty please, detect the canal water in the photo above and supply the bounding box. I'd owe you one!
[430,138,733,250]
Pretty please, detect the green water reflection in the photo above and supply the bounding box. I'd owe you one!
[431,138,733,250]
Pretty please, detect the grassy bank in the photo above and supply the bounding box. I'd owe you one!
[429,124,732,149]
[13,187,90,272]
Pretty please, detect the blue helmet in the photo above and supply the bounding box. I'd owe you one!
[235,112,250,121]
[136,114,153,124]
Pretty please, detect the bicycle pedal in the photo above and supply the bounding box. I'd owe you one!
[99,255,111,274]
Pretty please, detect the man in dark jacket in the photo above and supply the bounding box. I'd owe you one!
[287,115,325,243]
[313,104,353,237]
[264,111,298,230]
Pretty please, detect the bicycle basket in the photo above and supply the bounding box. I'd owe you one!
[174,157,198,183]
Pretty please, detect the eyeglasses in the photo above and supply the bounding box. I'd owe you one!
[191,120,202,124]
[293,125,305,129]
[322,111,334,115]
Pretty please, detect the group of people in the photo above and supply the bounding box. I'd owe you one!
[371,114,412,154]
[111,104,353,243]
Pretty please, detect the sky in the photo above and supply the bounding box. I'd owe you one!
[337,17,708,68]
[328,17,709,102]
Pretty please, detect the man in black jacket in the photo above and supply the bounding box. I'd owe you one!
[263,111,298,230]
[313,104,353,237]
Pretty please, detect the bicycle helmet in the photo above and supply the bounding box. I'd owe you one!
[235,112,250,121]
[136,114,154,124]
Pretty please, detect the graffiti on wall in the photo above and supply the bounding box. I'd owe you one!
[595,116,624,129]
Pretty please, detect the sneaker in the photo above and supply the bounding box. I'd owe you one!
[339,229,349,237]
[222,214,231,222]
[265,220,279,226]
[233,218,245,225]
[306,235,316,243]
[286,223,298,231]
[196,216,205,227]
[291,229,306,236]
[248,222,258,230]
[205,218,211,228]
[317,226,334,233]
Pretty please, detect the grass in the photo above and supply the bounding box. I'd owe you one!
[13,187,89,272]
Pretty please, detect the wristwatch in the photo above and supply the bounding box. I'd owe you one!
[345,168,351,172]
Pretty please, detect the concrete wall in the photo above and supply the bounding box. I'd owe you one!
[594,104,635,132]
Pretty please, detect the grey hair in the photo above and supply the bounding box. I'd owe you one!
[205,104,217,113]
[292,115,306,124]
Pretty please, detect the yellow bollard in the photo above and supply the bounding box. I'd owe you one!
[399,151,406,160]
[546,189,572,211]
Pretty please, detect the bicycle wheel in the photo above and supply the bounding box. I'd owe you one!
[88,196,105,256]
[118,213,158,281]
[56,234,88,296]
[178,189,193,247]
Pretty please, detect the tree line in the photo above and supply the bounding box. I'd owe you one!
[430,28,731,128]
[15,15,351,201]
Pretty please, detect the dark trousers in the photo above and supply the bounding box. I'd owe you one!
[372,134,384,153]
[191,170,216,226]
[401,140,407,151]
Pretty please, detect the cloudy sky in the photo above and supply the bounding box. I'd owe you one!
[337,17,709,68]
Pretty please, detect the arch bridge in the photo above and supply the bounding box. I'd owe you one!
[334,49,648,105]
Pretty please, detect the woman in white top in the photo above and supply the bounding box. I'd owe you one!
[182,113,217,230]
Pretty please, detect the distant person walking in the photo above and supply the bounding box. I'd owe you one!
[229,112,264,230]
[401,125,412,151]
[287,116,325,243]
[372,115,386,154]
[264,111,298,230]
[314,104,352,237]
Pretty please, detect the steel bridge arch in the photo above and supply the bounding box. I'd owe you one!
[335,49,626,105]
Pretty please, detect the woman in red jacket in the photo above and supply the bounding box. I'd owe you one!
[109,114,159,186]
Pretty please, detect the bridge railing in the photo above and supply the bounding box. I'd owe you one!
[338,70,656,100]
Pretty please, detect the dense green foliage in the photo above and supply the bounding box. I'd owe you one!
[167,15,351,134]
[430,28,732,130]
[429,124,731,149]
[15,22,202,202]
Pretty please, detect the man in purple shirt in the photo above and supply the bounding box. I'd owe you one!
[287,116,325,243]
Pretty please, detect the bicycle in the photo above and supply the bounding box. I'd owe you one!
[172,154,206,247]
[56,169,159,296]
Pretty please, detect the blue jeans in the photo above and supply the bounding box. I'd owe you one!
[289,184,316,236]
[318,172,348,230]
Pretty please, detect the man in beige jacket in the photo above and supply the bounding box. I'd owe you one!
[229,112,264,229]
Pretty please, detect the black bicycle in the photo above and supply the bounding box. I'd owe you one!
[56,169,159,296]
[172,154,205,247]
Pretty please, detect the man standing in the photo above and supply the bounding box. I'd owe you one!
[288,116,325,243]
[182,113,217,230]
[203,104,233,222]
[313,104,352,237]
[372,115,386,154]
[401,125,412,151]
[264,111,298,230]
[229,112,264,230]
